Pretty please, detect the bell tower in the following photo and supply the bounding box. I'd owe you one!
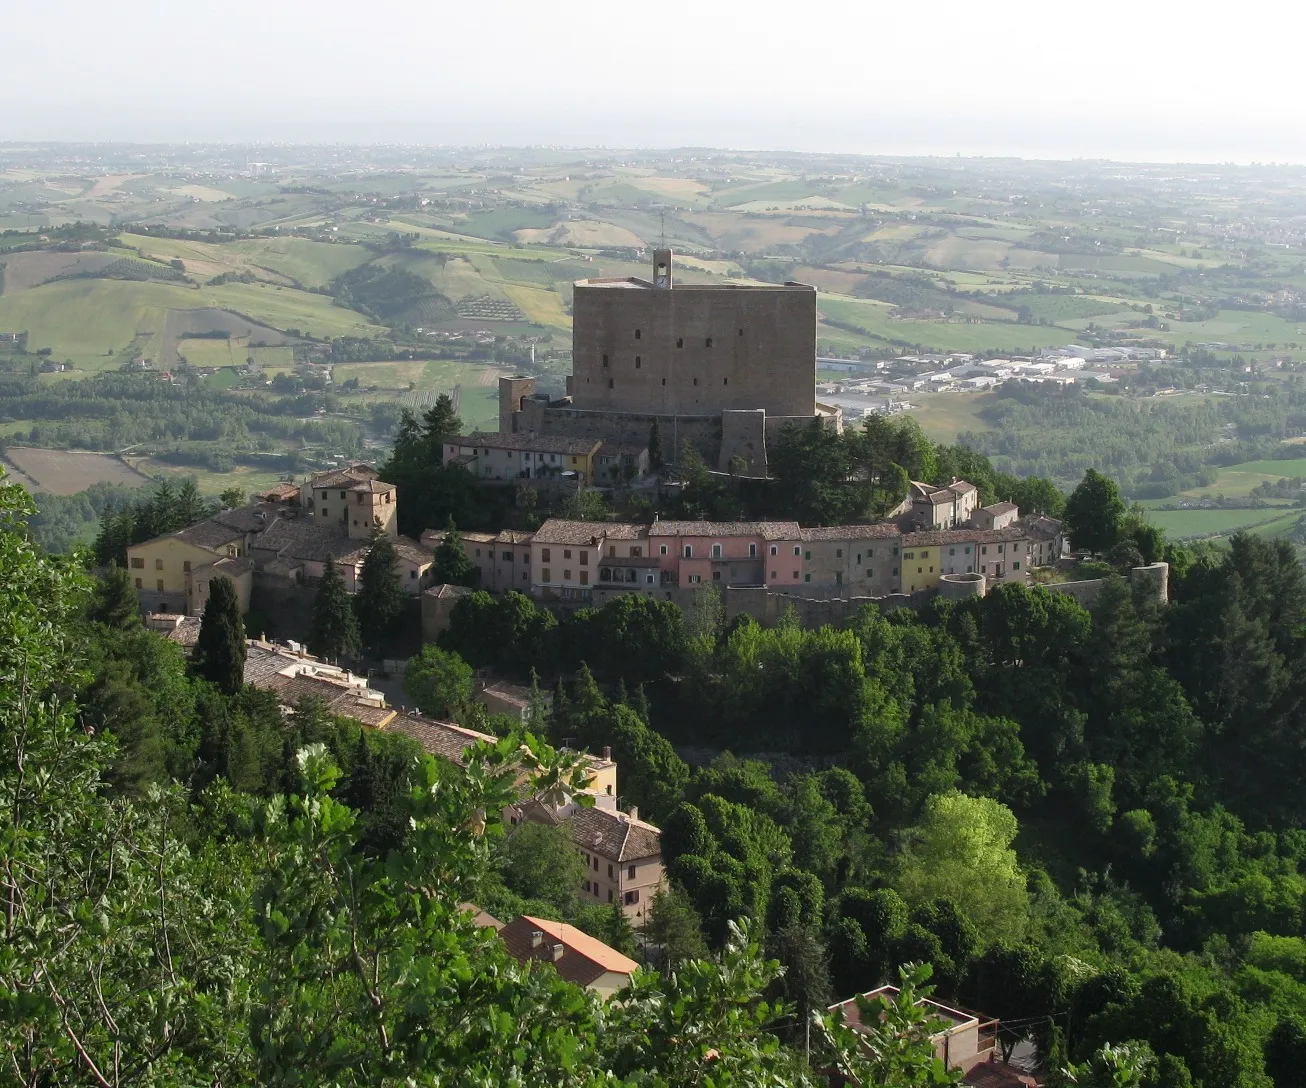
[652,248,673,289]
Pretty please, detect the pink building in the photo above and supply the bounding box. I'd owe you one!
[645,520,801,590]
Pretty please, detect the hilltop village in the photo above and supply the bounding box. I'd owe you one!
[123,246,1122,622]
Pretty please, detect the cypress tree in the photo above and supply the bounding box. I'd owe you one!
[90,563,141,629]
[355,531,404,654]
[309,556,360,661]
[432,520,478,586]
[194,576,247,695]
[649,418,663,470]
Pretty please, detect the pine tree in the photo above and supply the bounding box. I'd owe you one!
[309,556,360,661]
[649,418,663,470]
[194,576,247,695]
[421,393,463,452]
[90,563,141,629]
[355,531,404,653]
[432,520,478,586]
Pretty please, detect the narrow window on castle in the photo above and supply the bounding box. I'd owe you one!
[723,378,728,386]
[705,337,713,348]
[634,329,641,339]
[608,379,614,389]
[635,356,641,368]
[661,378,666,385]
[602,354,609,366]
[676,337,683,348]
[692,377,698,386]
[738,328,744,336]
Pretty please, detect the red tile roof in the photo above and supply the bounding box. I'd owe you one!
[499,914,638,988]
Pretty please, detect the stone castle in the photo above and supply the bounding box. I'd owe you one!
[498,249,840,475]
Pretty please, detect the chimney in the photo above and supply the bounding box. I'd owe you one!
[552,944,564,962]
[531,930,543,948]
[602,746,612,761]
[628,805,639,822]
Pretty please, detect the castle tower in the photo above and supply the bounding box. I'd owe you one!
[347,481,399,540]
[499,375,537,434]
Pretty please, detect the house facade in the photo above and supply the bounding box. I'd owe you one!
[126,463,429,614]
[443,432,602,485]
[507,509,1044,603]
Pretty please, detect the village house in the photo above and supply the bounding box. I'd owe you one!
[498,915,639,999]
[594,441,651,485]
[797,523,901,594]
[901,527,1031,593]
[647,520,802,590]
[910,479,979,530]
[126,463,433,615]
[421,527,534,592]
[1026,515,1066,567]
[443,432,603,485]
[830,985,1000,1078]
[971,500,1019,531]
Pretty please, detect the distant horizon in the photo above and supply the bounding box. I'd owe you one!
[4,135,1306,173]
[9,0,1306,170]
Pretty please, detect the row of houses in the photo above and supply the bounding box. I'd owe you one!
[425,480,1063,604]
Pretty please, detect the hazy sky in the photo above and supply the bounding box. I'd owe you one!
[6,0,1306,162]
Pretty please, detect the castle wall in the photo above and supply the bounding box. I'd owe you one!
[571,281,816,418]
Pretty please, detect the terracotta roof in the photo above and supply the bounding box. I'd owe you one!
[1026,515,1063,541]
[499,914,638,988]
[422,583,475,601]
[951,480,978,494]
[981,501,1018,515]
[453,431,601,455]
[460,903,505,931]
[497,529,536,544]
[259,482,301,502]
[922,489,960,505]
[963,1059,1040,1088]
[596,441,648,457]
[172,519,247,550]
[348,479,396,494]
[568,805,662,863]
[903,526,1029,548]
[800,523,901,541]
[310,463,379,489]
[533,519,624,545]
[386,713,497,766]
[200,555,254,577]
[392,536,434,565]
[246,517,367,565]
[647,520,801,540]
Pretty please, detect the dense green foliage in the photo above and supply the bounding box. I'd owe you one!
[671,411,1066,527]
[0,479,983,1085]
[433,508,1306,1087]
[0,371,364,464]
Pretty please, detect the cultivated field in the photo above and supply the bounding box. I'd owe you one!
[2,448,153,494]
[901,392,996,443]
[124,457,289,497]
[1146,507,1298,539]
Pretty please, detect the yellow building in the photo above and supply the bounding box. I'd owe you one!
[126,508,262,615]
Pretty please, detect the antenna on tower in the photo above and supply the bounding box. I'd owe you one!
[660,211,666,248]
